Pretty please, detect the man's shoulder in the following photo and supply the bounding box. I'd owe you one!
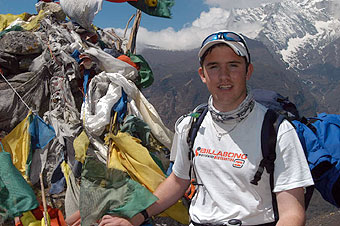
[174,114,192,134]
[277,119,296,136]
[175,104,209,133]
[254,101,296,135]
[254,101,269,114]
[245,101,268,124]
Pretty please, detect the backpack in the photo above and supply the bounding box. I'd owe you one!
[291,114,340,207]
[186,89,340,213]
[253,89,340,208]
[252,89,300,120]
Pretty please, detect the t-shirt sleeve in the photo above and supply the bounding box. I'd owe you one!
[273,120,314,192]
[171,117,191,180]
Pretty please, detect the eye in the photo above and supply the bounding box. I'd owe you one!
[206,64,219,70]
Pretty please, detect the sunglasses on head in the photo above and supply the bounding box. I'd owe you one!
[201,31,250,62]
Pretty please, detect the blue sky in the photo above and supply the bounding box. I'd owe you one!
[0,0,281,50]
[0,0,208,31]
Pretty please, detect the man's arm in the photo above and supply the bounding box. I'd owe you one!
[98,172,190,226]
[276,187,306,226]
[132,172,190,225]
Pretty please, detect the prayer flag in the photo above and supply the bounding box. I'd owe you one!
[128,0,175,18]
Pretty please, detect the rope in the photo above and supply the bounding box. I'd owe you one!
[46,39,62,67]
[0,69,32,112]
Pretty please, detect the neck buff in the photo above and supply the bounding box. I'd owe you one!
[208,87,255,124]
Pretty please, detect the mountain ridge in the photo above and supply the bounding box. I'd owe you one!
[226,0,340,70]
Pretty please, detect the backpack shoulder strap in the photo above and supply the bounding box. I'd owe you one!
[186,104,208,180]
[251,108,285,222]
[251,109,284,185]
[187,104,209,159]
[183,104,208,201]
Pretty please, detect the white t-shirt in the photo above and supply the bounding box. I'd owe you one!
[172,102,314,225]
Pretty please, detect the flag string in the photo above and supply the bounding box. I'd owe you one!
[0,69,33,112]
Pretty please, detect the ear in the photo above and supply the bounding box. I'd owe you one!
[198,67,207,83]
[246,63,253,81]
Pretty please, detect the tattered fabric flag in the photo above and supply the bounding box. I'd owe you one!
[120,115,151,147]
[1,111,55,179]
[29,114,56,150]
[111,89,128,124]
[0,151,39,221]
[0,12,31,32]
[104,131,189,224]
[73,130,90,164]
[59,0,103,31]
[49,158,72,195]
[128,0,174,18]
[18,204,67,226]
[1,112,32,178]
[127,53,154,89]
[79,156,158,226]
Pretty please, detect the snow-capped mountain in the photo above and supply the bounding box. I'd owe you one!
[220,0,340,114]
[228,0,340,71]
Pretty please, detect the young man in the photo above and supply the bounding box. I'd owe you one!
[98,30,314,226]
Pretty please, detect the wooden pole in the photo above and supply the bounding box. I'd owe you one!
[40,173,49,226]
[124,14,135,39]
[127,10,142,54]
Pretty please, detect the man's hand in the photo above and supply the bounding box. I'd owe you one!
[98,215,133,226]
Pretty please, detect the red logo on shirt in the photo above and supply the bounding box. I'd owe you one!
[233,159,245,168]
[195,147,247,168]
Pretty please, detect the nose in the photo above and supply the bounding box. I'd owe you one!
[219,65,230,79]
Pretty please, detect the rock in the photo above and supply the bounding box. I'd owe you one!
[0,31,43,55]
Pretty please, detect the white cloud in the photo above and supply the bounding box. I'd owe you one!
[131,8,233,51]
[113,1,284,51]
[204,0,282,9]
[131,7,264,51]
[191,8,231,30]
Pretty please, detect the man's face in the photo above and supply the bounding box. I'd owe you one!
[198,45,253,112]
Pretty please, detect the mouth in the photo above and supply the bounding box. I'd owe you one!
[218,84,232,90]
